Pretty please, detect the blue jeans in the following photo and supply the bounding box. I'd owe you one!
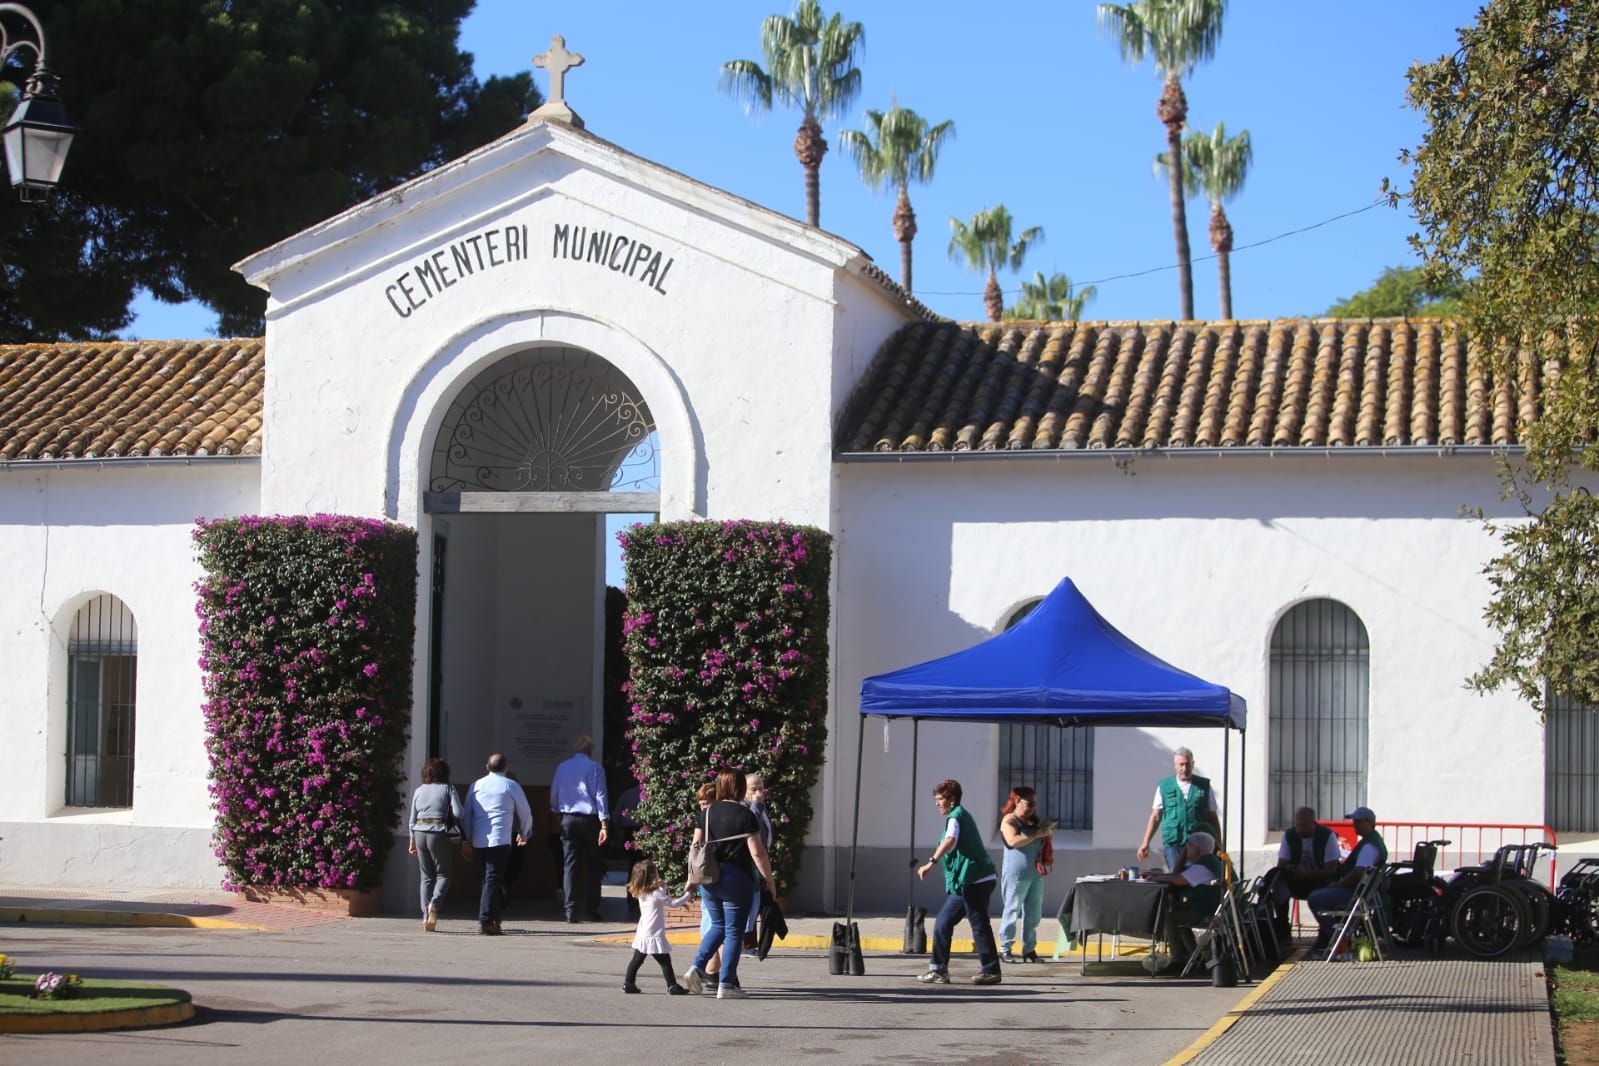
[999,868,1044,955]
[1307,884,1354,935]
[693,866,754,987]
[930,878,1000,975]
[1164,843,1185,874]
[477,845,511,924]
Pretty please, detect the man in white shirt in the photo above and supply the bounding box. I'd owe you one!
[1272,806,1342,939]
[549,735,610,923]
[460,752,532,935]
[1137,748,1221,872]
[1307,806,1388,952]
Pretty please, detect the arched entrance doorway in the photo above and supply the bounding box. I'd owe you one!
[421,345,657,899]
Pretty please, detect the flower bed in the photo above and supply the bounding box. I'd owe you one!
[0,973,193,1032]
[620,519,831,891]
[194,515,418,891]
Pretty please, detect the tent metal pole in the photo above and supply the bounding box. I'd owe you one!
[846,714,867,926]
[1222,728,1231,860]
[1239,728,1247,879]
[909,719,919,891]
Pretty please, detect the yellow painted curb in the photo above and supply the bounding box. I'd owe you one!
[0,907,267,932]
[0,999,195,1034]
[1161,947,1307,1066]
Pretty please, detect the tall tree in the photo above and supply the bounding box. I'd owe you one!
[837,101,954,293]
[948,206,1043,322]
[1099,0,1226,320]
[0,1,539,341]
[1158,121,1251,318]
[1004,271,1097,321]
[1323,265,1467,318]
[721,0,865,228]
[1405,0,1599,713]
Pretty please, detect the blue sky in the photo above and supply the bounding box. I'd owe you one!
[127,0,1478,338]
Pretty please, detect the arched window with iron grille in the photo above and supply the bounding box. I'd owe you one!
[1268,598,1369,830]
[996,599,1094,829]
[65,594,138,808]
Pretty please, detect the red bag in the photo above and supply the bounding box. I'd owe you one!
[1036,833,1054,876]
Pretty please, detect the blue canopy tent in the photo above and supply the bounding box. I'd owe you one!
[845,577,1248,932]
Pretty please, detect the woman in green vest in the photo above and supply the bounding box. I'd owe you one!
[915,779,1003,985]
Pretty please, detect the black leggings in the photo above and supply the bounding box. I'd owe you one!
[625,950,677,987]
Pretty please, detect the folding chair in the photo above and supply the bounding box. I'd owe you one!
[1318,864,1386,963]
[1237,874,1282,968]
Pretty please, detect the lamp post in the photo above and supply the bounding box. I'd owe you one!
[1,3,74,203]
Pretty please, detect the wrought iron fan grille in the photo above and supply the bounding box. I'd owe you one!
[429,347,658,493]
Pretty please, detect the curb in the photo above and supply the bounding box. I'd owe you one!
[0,907,267,932]
[1161,946,1308,1066]
[0,999,195,1034]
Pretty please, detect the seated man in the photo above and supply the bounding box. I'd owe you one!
[1306,806,1388,952]
[1271,806,1341,939]
[1142,830,1224,970]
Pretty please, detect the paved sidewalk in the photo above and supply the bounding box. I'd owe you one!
[1178,949,1556,1066]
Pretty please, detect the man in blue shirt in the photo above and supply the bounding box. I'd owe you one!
[550,734,610,923]
[460,752,532,935]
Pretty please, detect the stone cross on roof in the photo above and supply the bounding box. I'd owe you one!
[529,34,586,130]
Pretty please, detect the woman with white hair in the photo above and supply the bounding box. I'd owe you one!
[1142,830,1225,971]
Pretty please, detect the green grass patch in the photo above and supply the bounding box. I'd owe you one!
[0,974,190,1015]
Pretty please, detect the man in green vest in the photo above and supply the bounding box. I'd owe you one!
[1308,806,1388,952]
[1142,830,1225,971]
[1137,747,1221,873]
[915,779,1003,986]
[1271,805,1341,939]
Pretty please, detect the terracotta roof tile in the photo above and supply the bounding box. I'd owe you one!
[840,319,1542,454]
[0,340,265,461]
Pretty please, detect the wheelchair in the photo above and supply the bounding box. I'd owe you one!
[1388,840,1566,958]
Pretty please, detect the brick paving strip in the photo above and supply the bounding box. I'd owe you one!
[0,884,347,932]
[1178,951,1556,1066]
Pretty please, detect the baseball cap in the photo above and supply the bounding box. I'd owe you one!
[1345,806,1377,822]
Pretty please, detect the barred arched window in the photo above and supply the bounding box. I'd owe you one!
[997,599,1094,829]
[1268,599,1368,830]
[66,594,138,808]
[1546,689,1599,833]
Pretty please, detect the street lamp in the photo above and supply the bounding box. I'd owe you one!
[1,3,74,203]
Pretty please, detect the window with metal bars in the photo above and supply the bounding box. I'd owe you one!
[996,599,1093,829]
[1267,598,1368,830]
[1546,689,1599,834]
[65,594,138,808]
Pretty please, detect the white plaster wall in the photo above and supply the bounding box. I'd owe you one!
[0,462,258,885]
[830,454,1543,871]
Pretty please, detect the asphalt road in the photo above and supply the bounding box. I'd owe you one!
[1,917,1252,1064]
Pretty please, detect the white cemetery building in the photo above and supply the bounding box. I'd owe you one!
[0,60,1592,913]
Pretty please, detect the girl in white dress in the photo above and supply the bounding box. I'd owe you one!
[625,859,693,994]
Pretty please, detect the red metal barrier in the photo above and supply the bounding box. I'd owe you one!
[1321,820,1560,887]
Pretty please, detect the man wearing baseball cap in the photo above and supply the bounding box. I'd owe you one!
[1307,806,1387,952]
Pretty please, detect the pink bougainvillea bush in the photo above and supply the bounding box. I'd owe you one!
[620,519,831,890]
[194,515,417,891]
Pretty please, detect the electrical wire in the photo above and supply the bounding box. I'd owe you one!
[917,198,1390,297]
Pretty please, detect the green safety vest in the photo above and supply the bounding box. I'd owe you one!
[940,804,997,894]
[1336,829,1388,879]
[1159,774,1213,847]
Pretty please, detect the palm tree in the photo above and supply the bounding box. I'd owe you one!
[948,206,1044,322]
[838,103,954,294]
[1158,121,1252,318]
[721,0,865,228]
[1005,271,1098,321]
[1099,0,1226,320]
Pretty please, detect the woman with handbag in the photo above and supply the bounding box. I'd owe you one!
[997,786,1055,963]
[682,769,778,1000]
[407,757,464,932]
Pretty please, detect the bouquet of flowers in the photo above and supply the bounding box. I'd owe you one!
[0,952,13,979]
[33,972,81,999]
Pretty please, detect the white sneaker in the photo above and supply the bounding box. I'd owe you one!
[716,983,749,999]
[917,970,950,984]
[682,968,705,995]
